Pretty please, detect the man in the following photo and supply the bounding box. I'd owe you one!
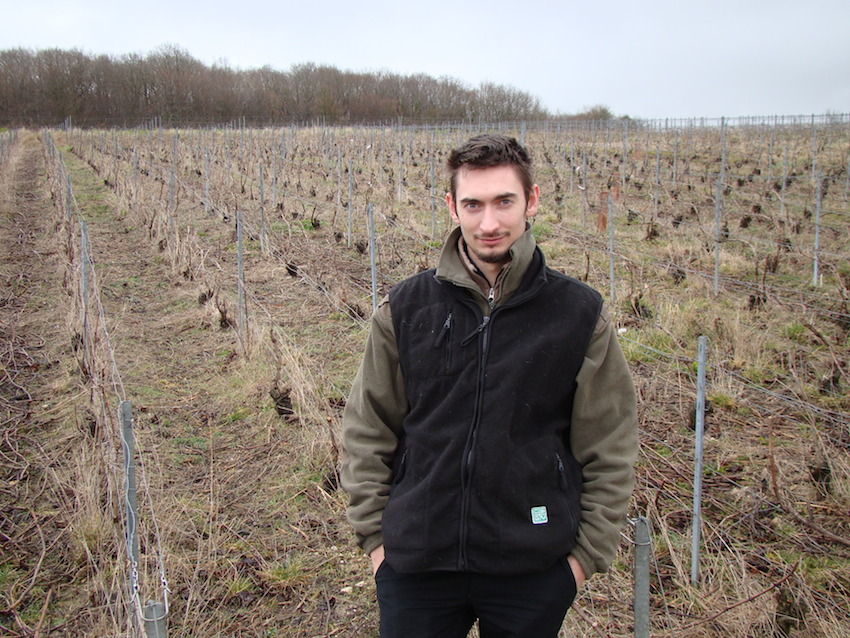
[341,134,638,637]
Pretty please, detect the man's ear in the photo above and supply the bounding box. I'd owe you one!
[526,184,541,218]
[446,192,460,223]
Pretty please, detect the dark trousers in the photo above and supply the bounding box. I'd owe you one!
[375,558,578,638]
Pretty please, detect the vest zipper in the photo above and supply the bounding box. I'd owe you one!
[458,307,493,570]
[434,311,453,371]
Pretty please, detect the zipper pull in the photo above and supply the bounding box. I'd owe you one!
[434,311,452,347]
[557,454,569,491]
[461,315,489,346]
[487,287,495,310]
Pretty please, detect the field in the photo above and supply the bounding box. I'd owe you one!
[1,116,849,637]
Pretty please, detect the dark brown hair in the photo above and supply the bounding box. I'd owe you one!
[447,134,534,200]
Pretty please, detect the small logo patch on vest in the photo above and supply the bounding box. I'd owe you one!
[531,506,549,525]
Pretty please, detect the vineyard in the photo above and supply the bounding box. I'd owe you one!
[1,115,849,637]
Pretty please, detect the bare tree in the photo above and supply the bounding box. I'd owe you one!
[0,46,558,126]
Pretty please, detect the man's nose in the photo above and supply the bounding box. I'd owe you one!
[479,207,500,233]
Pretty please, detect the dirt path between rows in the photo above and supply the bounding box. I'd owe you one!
[1,131,377,637]
[0,133,87,634]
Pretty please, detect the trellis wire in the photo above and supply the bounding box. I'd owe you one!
[45,136,170,635]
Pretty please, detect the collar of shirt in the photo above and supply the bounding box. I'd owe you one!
[457,236,511,304]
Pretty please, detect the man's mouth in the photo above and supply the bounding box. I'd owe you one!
[476,233,507,245]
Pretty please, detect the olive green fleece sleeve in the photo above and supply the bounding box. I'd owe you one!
[340,298,407,556]
[569,303,638,579]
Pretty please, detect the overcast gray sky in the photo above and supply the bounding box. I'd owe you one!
[5,0,849,120]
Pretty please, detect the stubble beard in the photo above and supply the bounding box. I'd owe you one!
[473,246,511,265]
[471,233,512,266]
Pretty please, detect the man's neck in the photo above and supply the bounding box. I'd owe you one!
[475,260,505,285]
[460,239,509,290]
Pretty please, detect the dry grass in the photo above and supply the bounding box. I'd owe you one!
[1,122,848,637]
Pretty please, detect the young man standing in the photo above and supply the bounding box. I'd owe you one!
[341,134,638,637]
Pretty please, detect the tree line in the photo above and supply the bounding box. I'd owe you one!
[0,45,615,127]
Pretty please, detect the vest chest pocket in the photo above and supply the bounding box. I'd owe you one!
[401,306,467,378]
[433,311,453,373]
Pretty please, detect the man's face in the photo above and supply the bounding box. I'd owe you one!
[447,164,539,271]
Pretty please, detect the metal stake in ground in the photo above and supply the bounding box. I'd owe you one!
[237,209,247,349]
[813,171,822,287]
[633,516,651,638]
[368,202,377,313]
[119,400,140,632]
[691,335,708,585]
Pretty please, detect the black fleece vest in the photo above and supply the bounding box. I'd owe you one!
[384,248,604,575]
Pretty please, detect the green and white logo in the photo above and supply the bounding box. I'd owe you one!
[530,506,549,525]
